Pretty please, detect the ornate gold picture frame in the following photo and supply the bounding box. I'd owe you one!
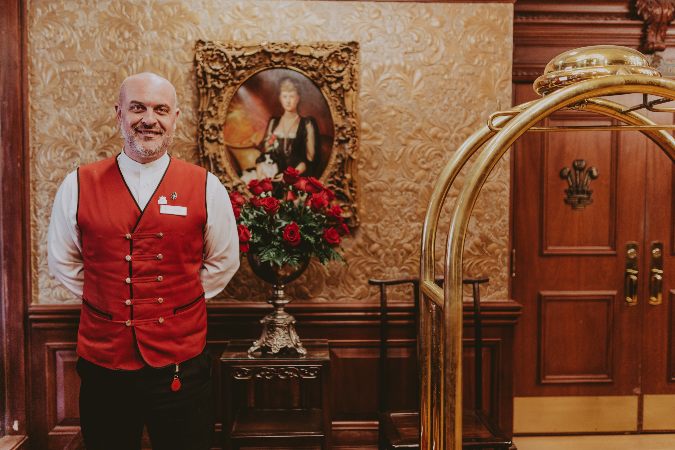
[195,40,360,226]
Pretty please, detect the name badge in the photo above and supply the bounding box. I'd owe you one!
[160,204,187,216]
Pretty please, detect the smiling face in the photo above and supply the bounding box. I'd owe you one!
[116,73,180,163]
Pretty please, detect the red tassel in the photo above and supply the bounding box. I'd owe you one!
[171,363,181,392]
[171,375,182,392]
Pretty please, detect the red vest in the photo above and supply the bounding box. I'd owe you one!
[77,155,208,370]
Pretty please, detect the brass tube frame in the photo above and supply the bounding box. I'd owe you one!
[419,74,675,450]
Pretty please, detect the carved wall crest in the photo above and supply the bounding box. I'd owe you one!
[635,0,675,53]
[560,159,599,210]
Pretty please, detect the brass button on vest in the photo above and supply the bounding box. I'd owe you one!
[125,299,132,306]
[156,232,164,238]
[125,320,132,327]
[157,297,164,304]
[125,277,131,284]
[157,275,163,282]
[125,255,132,261]
[158,317,164,324]
[125,233,132,240]
[156,253,163,260]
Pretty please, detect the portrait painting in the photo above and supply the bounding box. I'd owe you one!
[222,69,333,184]
[195,41,360,226]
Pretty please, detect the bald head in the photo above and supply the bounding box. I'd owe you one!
[116,72,180,163]
[118,72,178,109]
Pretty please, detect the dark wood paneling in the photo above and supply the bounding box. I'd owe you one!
[0,0,28,440]
[47,345,79,429]
[28,301,520,449]
[512,82,647,400]
[513,1,675,83]
[672,164,675,256]
[514,1,643,82]
[669,290,675,382]
[541,118,618,255]
[539,291,616,384]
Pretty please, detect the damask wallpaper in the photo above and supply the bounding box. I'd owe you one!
[28,0,513,304]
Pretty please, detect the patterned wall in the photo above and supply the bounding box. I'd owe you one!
[28,0,513,304]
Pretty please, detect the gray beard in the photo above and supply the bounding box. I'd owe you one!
[121,126,173,159]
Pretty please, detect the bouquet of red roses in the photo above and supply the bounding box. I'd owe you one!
[231,167,349,268]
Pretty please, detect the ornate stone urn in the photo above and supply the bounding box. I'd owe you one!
[246,253,310,356]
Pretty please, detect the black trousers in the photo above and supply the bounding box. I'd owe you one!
[77,349,213,450]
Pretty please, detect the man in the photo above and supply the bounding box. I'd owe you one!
[47,72,240,450]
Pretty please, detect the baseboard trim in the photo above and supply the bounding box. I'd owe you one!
[514,396,638,433]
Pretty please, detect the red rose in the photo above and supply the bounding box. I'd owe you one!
[230,191,246,208]
[293,177,308,192]
[259,178,273,193]
[259,196,280,215]
[323,227,341,246]
[338,222,350,236]
[283,167,301,185]
[248,179,264,195]
[306,177,324,194]
[240,242,250,253]
[283,222,301,247]
[327,204,342,218]
[250,197,262,208]
[308,191,329,211]
[233,205,241,219]
[237,224,251,242]
[323,188,336,201]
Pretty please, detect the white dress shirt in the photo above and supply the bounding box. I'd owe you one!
[47,151,240,299]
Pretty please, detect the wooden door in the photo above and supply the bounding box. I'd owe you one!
[640,109,675,431]
[511,85,675,433]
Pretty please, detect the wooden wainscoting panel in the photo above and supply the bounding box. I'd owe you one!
[28,306,80,450]
[28,301,520,448]
[462,338,501,421]
[539,291,615,384]
[329,343,380,419]
[383,341,418,412]
[47,344,79,427]
[514,396,638,433]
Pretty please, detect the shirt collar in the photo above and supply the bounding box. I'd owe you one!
[117,151,170,174]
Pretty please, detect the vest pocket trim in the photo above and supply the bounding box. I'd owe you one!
[173,293,205,315]
[82,299,113,320]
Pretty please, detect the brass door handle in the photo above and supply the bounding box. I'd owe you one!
[649,242,664,306]
[625,242,639,306]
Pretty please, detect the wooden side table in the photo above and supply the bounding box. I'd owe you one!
[221,339,331,450]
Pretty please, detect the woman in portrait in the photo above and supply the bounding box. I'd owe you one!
[256,77,319,179]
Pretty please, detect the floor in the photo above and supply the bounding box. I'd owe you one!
[514,434,675,450]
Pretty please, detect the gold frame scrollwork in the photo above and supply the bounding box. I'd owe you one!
[194,40,361,227]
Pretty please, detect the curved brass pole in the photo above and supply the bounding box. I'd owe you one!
[418,112,519,449]
[442,75,675,450]
[418,81,675,450]
[416,95,674,450]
